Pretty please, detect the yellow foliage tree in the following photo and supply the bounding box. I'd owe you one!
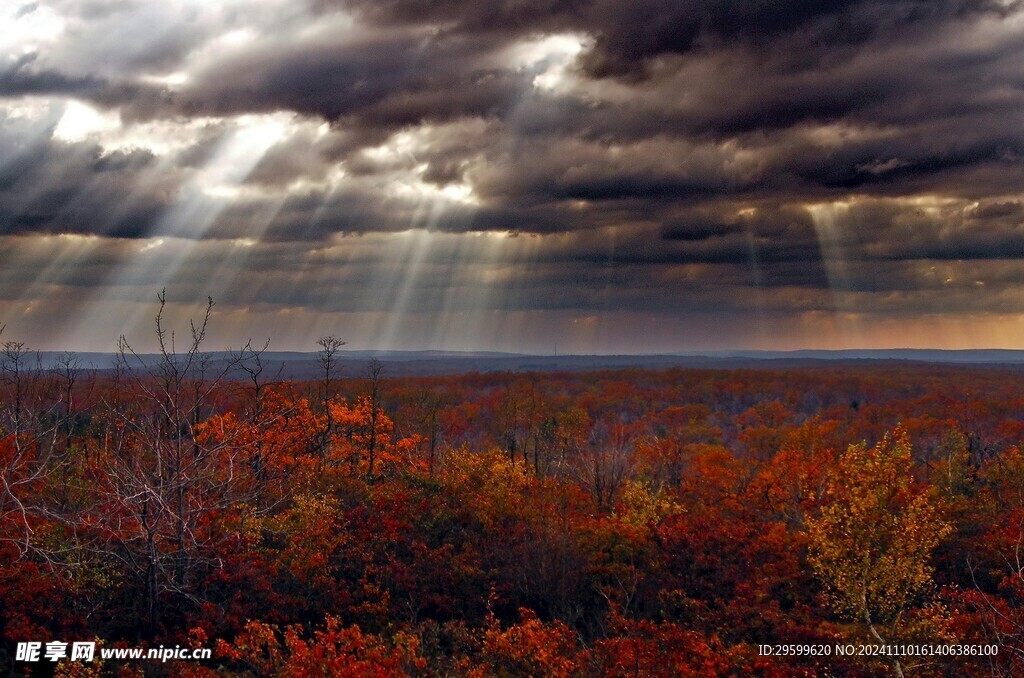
[807,428,951,677]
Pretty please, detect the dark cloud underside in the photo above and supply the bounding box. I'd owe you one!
[1,0,1023,351]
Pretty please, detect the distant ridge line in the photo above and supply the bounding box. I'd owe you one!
[18,348,1024,377]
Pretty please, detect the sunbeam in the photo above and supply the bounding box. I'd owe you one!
[3,0,1024,356]
[62,112,295,347]
[806,200,862,343]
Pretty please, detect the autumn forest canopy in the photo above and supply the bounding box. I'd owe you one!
[2,301,1024,676]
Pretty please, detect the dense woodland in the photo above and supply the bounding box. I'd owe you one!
[2,313,1024,675]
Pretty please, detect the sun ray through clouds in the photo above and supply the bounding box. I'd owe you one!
[63,112,295,347]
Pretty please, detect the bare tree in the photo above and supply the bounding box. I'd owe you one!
[53,351,82,454]
[581,417,636,511]
[0,337,39,554]
[364,358,384,479]
[101,291,250,638]
[1,339,31,453]
[416,388,444,477]
[315,335,346,457]
[233,338,274,482]
[0,335,77,557]
[316,335,346,407]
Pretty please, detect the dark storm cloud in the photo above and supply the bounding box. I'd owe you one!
[579,0,1021,77]
[309,0,588,51]
[331,0,1020,77]
[13,0,1024,203]
[150,28,528,129]
[0,136,172,238]
[0,59,105,98]
[3,0,1024,350]
[659,198,1024,268]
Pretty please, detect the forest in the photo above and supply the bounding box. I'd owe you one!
[2,313,1024,676]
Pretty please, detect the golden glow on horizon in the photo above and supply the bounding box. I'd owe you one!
[5,284,1024,353]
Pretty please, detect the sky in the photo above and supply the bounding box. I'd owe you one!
[2,0,1024,354]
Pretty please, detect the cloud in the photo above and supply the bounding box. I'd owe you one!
[2,0,1024,350]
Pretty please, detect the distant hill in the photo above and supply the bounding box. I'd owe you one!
[21,348,1024,378]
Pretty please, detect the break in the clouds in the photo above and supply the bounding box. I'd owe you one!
[2,0,1024,352]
